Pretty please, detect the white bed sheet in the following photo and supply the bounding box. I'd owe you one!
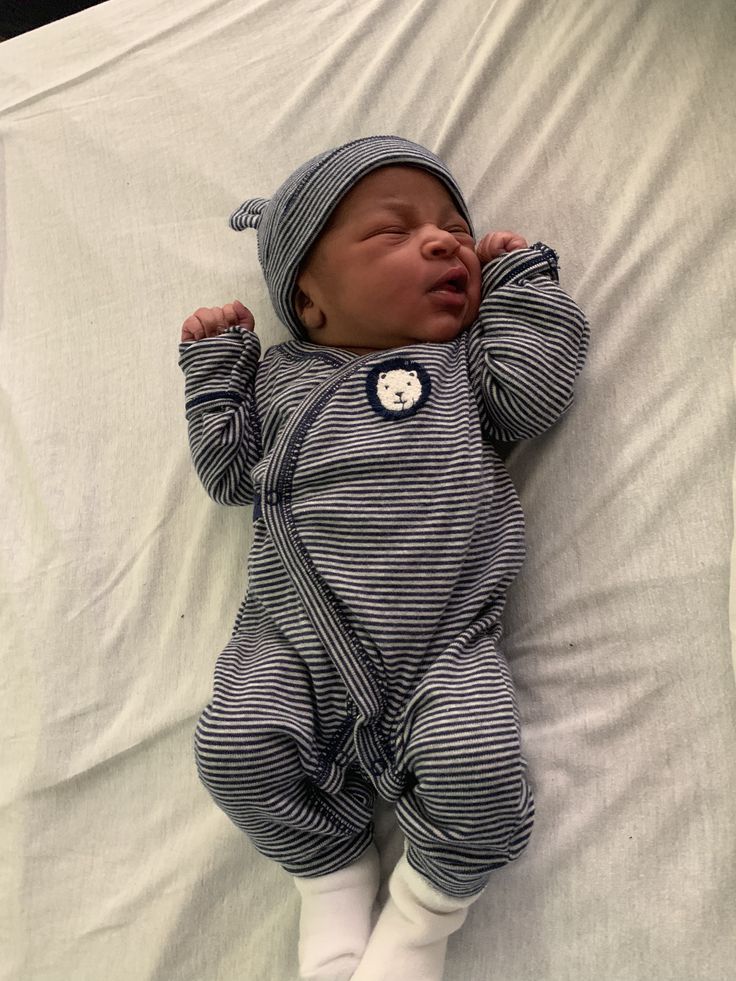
[1,1,735,979]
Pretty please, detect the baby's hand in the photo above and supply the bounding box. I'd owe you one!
[475,232,528,265]
[181,300,255,342]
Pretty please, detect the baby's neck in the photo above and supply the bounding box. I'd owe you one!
[339,345,381,355]
[306,338,416,356]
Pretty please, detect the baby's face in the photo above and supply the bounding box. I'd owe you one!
[295,166,481,353]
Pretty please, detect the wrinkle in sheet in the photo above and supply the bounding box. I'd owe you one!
[23,712,199,799]
[576,9,735,292]
[513,571,724,648]
[456,2,616,190]
[14,725,215,981]
[432,1,538,158]
[0,0,241,115]
[0,394,64,584]
[7,90,158,124]
[247,0,521,151]
[436,0,558,158]
[65,513,177,623]
[249,1,384,143]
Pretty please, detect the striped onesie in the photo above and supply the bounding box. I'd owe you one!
[180,243,589,899]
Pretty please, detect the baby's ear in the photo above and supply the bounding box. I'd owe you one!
[295,287,325,329]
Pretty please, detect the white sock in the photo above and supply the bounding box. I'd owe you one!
[294,845,381,981]
[351,855,480,981]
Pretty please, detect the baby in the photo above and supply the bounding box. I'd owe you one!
[179,136,589,981]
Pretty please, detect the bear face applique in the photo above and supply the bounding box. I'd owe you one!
[365,358,431,420]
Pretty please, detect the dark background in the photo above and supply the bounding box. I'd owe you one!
[1,1,106,39]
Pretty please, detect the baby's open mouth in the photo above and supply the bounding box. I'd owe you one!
[429,266,468,294]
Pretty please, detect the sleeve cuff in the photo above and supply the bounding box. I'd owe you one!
[480,242,560,295]
[178,324,259,370]
[179,326,261,418]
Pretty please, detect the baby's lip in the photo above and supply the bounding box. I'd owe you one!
[429,266,469,293]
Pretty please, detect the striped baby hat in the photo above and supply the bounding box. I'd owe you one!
[229,135,474,340]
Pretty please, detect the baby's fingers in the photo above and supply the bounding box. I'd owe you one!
[181,312,207,342]
[180,302,256,342]
[182,307,226,341]
[225,300,256,331]
[475,231,528,265]
[475,233,505,265]
[505,234,528,252]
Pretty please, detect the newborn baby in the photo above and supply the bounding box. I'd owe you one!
[179,136,589,981]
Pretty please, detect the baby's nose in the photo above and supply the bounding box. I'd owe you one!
[427,233,459,257]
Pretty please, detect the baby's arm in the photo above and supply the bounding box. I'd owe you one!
[178,301,262,505]
[468,239,590,442]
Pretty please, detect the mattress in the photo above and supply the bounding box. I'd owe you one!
[1,1,734,979]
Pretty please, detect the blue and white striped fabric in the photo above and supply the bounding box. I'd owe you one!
[229,135,474,341]
[179,244,589,898]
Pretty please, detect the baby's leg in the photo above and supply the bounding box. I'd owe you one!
[353,632,534,980]
[198,701,376,979]
[295,843,380,981]
[395,632,534,896]
[194,622,378,979]
[199,696,377,979]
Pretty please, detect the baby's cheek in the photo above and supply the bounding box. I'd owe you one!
[463,249,482,324]
[463,278,482,325]
[462,298,481,327]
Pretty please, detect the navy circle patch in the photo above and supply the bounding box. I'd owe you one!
[365,358,431,420]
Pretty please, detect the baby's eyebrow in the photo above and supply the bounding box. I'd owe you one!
[369,199,412,216]
[370,199,466,223]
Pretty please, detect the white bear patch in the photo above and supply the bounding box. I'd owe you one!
[377,368,422,411]
[365,358,431,420]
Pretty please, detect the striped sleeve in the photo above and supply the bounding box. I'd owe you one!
[178,326,263,505]
[467,243,590,441]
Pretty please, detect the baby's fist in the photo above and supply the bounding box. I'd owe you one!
[475,232,528,265]
[181,300,255,342]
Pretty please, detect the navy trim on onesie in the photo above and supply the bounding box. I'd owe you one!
[185,389,243,411]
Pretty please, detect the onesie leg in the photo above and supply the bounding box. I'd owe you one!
[351,854,479,981]
[194,619,376,879]
[295,844,381,981]
[393,630,534,898]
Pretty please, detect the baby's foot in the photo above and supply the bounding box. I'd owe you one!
[351,855,479,981]
[295,845,381,981]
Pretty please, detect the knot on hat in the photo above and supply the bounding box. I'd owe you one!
[229,197,269,231]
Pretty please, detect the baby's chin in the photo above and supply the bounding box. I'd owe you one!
[317,313,472,352]
[409,318,468,345]
[417,298,480,342]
